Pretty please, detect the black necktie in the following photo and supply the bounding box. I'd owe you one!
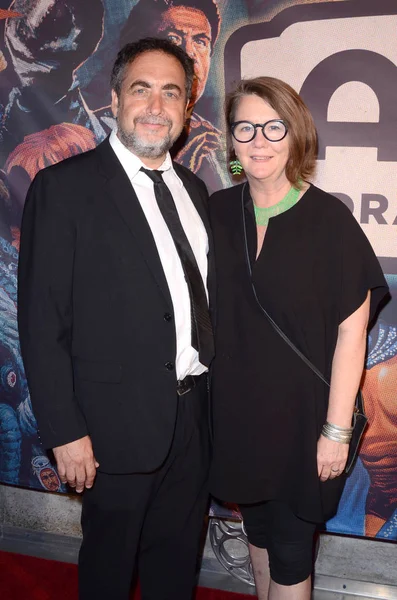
[141,167,214,368]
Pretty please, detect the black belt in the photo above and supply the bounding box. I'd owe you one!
[176,374,205,396]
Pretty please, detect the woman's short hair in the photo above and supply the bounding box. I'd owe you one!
[225,77,318,186]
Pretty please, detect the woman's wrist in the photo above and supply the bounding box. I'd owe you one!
[326,406,356,429]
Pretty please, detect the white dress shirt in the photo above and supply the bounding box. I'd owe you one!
[109,131,209,380]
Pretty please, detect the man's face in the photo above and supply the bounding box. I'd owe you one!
[157,6,212,106]
[111,50,188,168]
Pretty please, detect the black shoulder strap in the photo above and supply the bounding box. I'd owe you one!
[240,183,365,416]
[241,182,329,389]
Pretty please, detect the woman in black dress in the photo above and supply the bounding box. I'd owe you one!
[209,77,388,599]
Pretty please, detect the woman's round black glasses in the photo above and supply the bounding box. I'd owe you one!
[231,119,288,143]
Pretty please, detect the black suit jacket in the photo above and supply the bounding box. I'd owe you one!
[17,137,215,474]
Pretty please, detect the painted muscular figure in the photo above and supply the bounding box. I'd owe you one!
[361,322,397,536]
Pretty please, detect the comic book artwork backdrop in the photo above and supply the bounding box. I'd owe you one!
[0,0,396,540]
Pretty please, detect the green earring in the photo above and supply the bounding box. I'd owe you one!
[230,159,243,175]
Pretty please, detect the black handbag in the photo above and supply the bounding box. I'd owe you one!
[240,183,368,474]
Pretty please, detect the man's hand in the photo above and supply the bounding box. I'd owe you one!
[53,436,99,493]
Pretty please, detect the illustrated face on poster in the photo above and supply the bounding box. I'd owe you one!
[156,5,212,105]
[32,456,62,491]
[224,0,397,272]
[119,1,218,107]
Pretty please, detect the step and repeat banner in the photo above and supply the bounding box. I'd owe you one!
[0,0,396,540]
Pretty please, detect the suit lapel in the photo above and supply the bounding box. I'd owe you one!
[95,139,173,308]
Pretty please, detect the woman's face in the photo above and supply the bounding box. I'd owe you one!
[232,94,290,186]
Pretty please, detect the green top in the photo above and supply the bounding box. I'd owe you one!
[253,184,300,226]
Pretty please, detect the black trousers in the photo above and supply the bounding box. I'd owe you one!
[78,375,210,600]
[239,500,317,586]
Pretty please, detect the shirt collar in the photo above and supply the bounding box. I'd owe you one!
[109,130,182,187]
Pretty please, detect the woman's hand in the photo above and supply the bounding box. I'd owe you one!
[317,434,349,481]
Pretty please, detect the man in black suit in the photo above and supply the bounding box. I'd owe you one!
[18,37,214,600]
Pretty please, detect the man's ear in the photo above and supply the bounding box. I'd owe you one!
[111,89,119,118]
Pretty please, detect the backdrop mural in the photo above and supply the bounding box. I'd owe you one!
[0,0,396,540]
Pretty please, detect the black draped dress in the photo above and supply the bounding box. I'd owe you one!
[209,183,388,523]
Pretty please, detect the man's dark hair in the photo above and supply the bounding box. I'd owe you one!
[111,37,195,100]
[119,0,221,55]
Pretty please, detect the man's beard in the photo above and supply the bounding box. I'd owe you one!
[117,114,176,159]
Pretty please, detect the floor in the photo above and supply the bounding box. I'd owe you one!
[198,569,397,599]
[313,594,371,600]
[1,531,395,600]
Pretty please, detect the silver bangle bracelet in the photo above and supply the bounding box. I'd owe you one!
[322,423,352,437]
[322,421,353,444]
[321,429,351,444]
[324,421,353,433]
